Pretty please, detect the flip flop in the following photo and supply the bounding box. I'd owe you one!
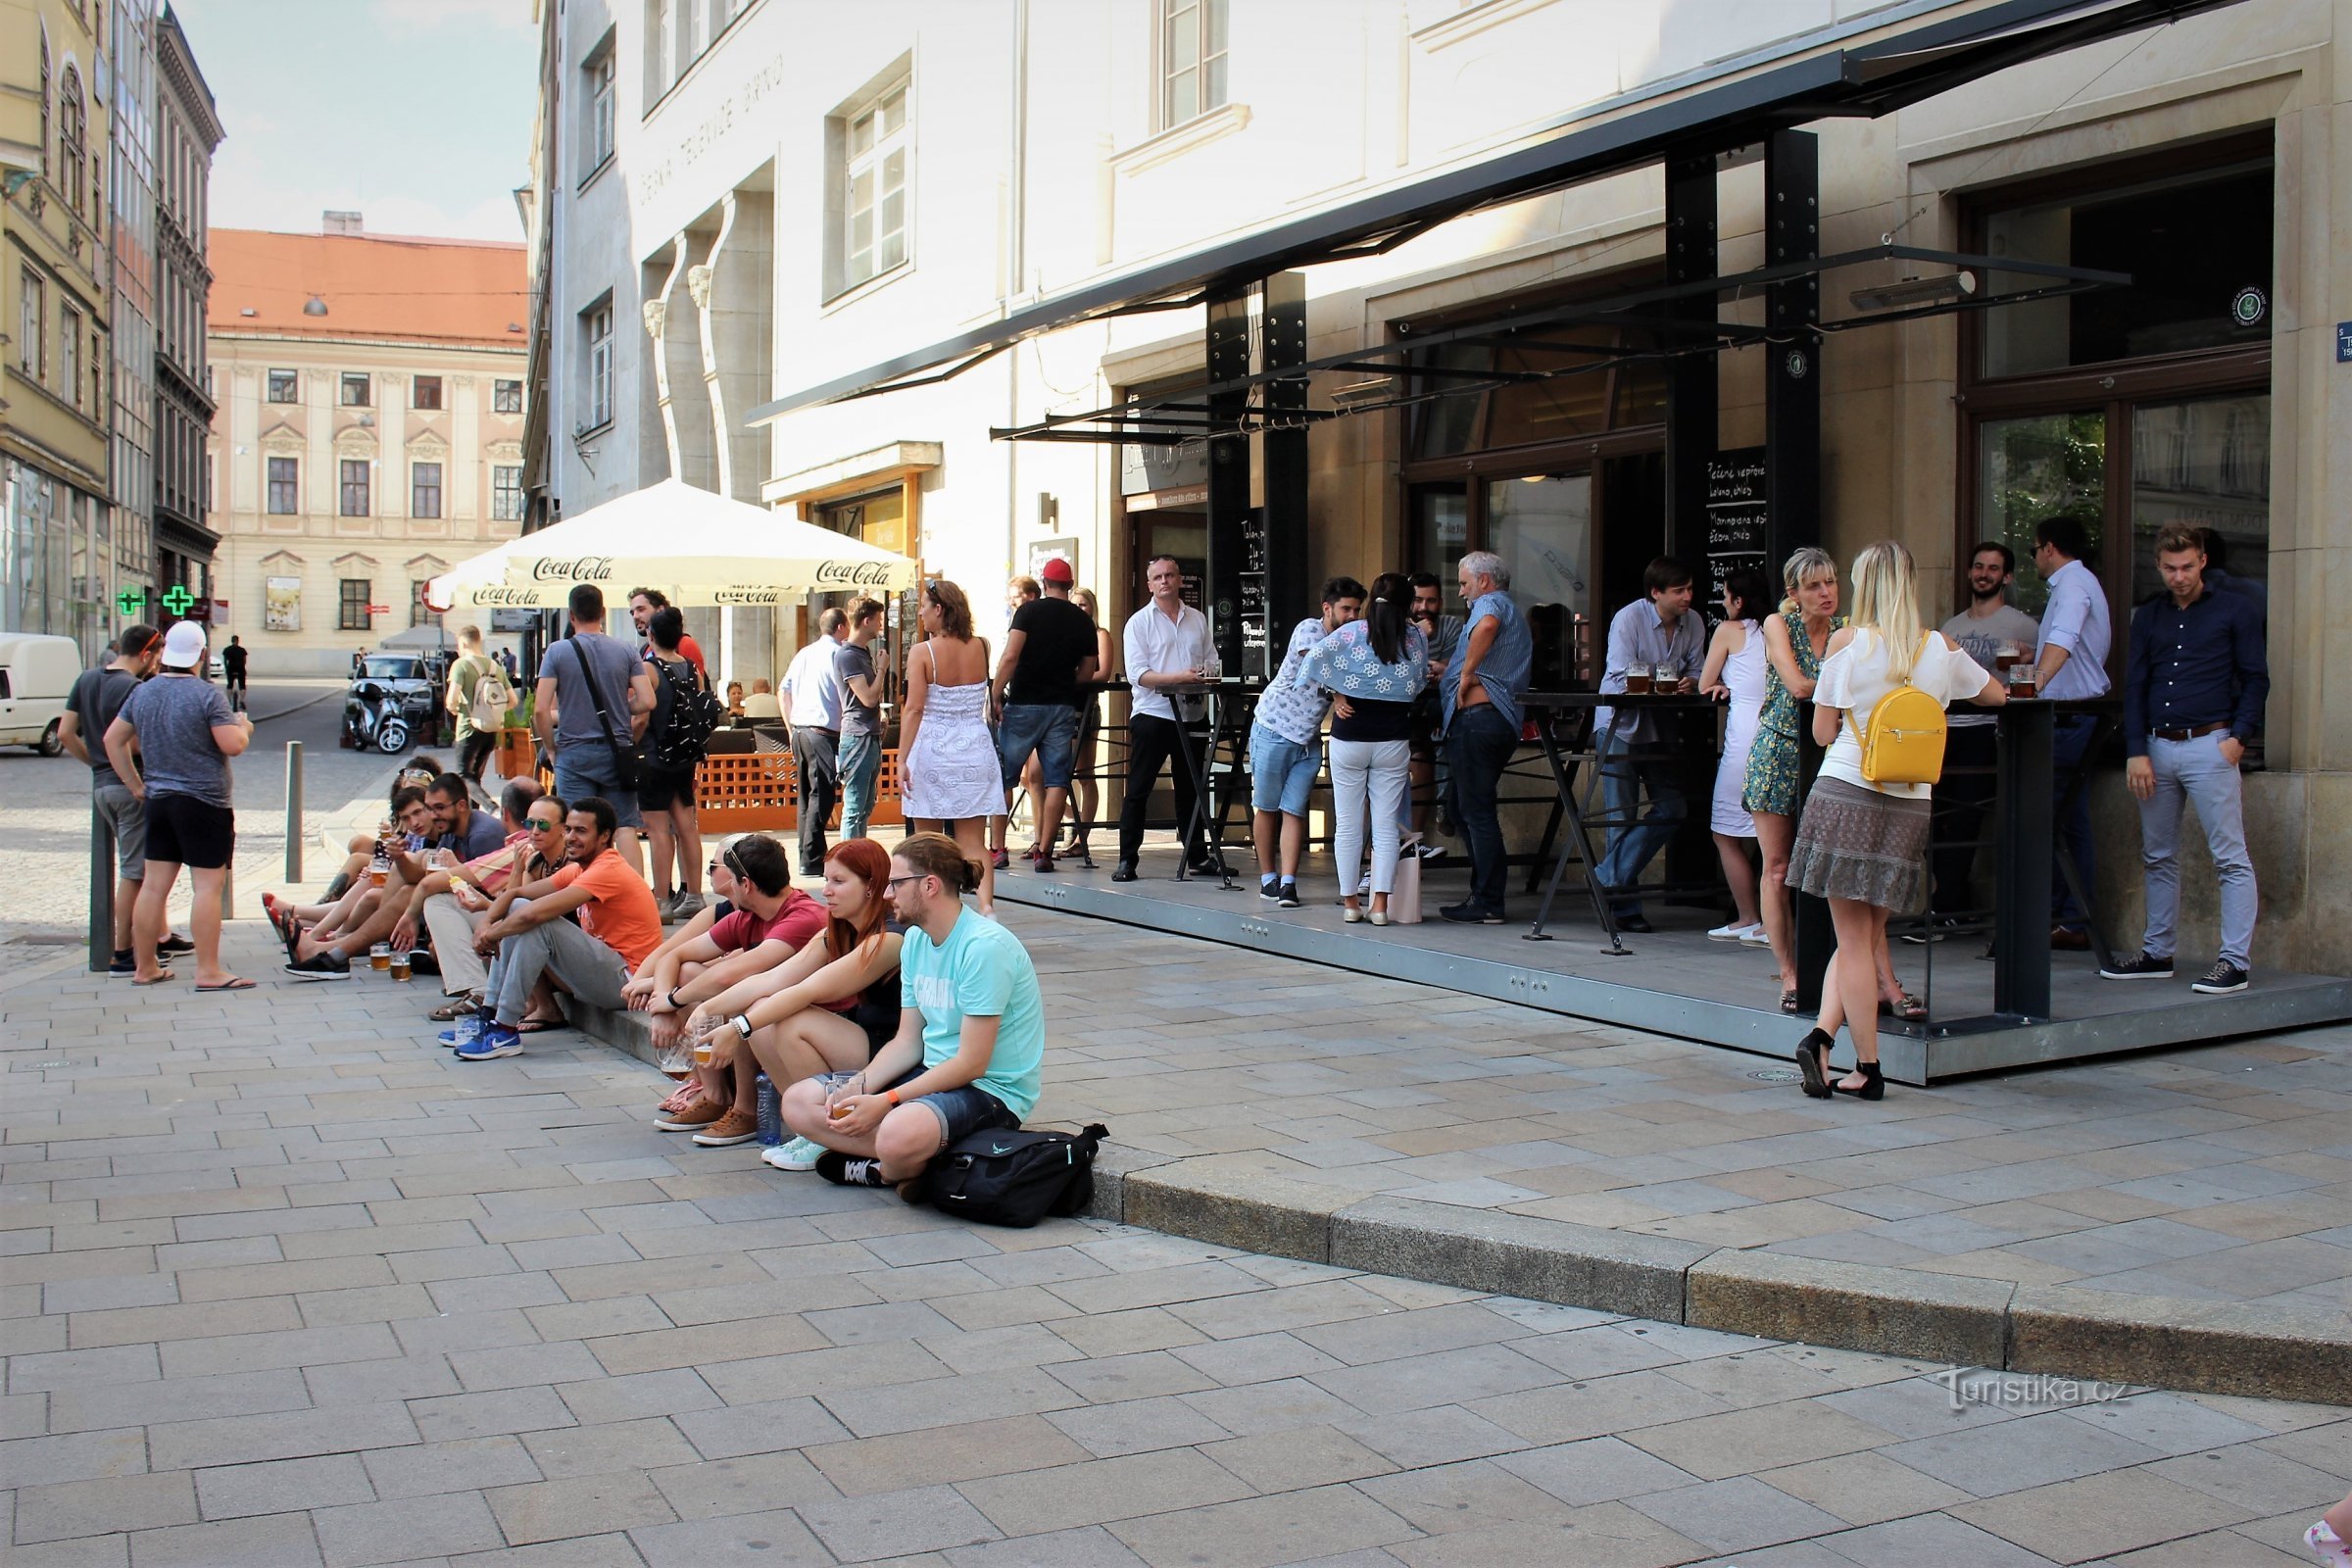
[515,1018,564,1034]
[196,977,257,993]
[130,971,178,986]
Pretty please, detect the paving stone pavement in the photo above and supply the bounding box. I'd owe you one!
[3,922,2349,1566]
[1008,909,2352,1315]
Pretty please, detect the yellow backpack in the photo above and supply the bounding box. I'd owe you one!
[1845,636,1947,786]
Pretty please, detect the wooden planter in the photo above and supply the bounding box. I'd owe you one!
[695,750,903,833]
[493,727,537,782]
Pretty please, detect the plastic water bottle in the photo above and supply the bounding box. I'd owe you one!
[755,1073,781,1146]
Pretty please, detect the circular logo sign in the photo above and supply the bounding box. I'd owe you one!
[2231,286,2267,328]
[1785,349,1810,381]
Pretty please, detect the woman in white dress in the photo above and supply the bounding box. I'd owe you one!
[1699,567,1772,945]
[898,579,1003,914]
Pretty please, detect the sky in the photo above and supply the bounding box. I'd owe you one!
[173,0,539,242]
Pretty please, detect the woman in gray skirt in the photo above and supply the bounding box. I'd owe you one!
[1789,542,2006,1099]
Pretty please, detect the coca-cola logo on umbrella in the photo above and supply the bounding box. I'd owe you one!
[527,557,617,582]
[812,559,899,587]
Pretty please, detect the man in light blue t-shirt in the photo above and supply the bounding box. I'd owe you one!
[781,833,1046,1190]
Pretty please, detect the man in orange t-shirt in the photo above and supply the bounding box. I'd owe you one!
[456,796,665,1059]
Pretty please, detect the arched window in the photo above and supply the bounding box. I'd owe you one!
[58,66,85,218]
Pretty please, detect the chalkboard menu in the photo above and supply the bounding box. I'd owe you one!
[1705,449,1769,619]
[1239,506,1272,679]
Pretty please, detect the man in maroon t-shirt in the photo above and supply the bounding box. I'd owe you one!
[638,835,819,1048]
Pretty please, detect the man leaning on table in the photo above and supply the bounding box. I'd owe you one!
[1592,557,1707,931]
[2101,523,2268,996]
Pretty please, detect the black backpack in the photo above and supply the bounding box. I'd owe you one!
[648,656,724,772]
[917,1123,1107,1227]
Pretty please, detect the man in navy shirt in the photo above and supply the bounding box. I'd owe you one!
[2102,524,2268,995]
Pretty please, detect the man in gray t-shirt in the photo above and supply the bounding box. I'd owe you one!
[834,598,888,841]
[1928,543,2043,924]
[532,584,656,873]
[60,626,165,972]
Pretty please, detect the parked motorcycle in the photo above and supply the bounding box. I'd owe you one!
[341,654,443,754]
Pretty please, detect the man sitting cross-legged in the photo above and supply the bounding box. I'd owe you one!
[629,834,826,1145]
[403,780,553,1018]
[451,797,665,1059]
[779,832,1045,1193]
[282,786,441,979]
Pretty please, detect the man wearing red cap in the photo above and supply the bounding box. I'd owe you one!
[992,556,1099,871]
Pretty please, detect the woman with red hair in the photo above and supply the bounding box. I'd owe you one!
[677,836,905,1171]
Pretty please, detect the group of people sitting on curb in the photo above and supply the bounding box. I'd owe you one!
[264,775,1044,1193]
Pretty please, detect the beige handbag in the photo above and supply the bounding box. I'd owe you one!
[1390,834,1424,924]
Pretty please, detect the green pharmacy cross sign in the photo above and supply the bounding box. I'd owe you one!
[117,585,198,617]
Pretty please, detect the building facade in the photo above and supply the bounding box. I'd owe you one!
[1,0,118,659]
[206,220,530,676]
[530,0,2351,970]
[152,1,220,606]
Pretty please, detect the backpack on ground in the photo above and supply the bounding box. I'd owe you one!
[649,656,724,772]
[917,1123,1107,1227]
[1845,635,1946,786]
[466,659,515,733]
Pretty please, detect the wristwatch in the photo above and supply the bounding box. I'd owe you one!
[666,988,684,1011]
[730,1014,753,1039]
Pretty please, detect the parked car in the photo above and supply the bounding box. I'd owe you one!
[342,653,447,754]
[0,634,82,756]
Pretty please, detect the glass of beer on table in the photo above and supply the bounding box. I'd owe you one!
[1624,662,1653,695]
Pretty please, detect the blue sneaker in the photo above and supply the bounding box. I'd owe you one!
[438,1014,484,1049]
[456,1023,521,1060]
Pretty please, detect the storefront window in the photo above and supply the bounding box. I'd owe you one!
[2131,393,2269,607]
[1977,411,2105,619]
[1411,485,1468,609]
[1982,160,2272,378]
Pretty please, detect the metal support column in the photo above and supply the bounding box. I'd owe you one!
[88,810,114,972]
[1662,150,1717,563]
[1203,287,1253,674]
[1993,701,2055,1019]
[1763,128,1821,569]
[1793,703,1835,1011]
[1259,271,1310,678]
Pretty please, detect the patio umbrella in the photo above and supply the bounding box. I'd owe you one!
[426,478,919,612]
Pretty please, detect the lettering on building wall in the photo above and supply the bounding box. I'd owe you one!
[638,50,793,206]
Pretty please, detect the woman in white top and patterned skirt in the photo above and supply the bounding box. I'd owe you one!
[899,579,1004,915]
[1789,542,2005,1100]
[1699,566,1771,944]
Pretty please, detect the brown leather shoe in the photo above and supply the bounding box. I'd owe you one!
[691,1107,760,1147]
[2050,926,2091,951]
[654,1100,725,1131]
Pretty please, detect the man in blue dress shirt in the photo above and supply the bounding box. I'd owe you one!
[1592,558,1707,929]
[2101,524,2268,995]
[1439,551,1533,923]
[2030,514,2111,949]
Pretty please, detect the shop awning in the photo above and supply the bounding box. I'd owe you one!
[744,0,2235,427]
[425,479,921,612]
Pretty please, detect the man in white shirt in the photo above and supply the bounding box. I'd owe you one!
[782,608,849,875]
[2031,514,2112,950]
[1114,555,1218,882]
[1928,542,2042,931]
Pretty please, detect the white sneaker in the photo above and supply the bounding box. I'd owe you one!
[1708,921,1759,943]
[1740,926,1774,948]
[761,1136,824,1172]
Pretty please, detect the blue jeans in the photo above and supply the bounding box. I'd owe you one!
[1592,728,1688,917]
[1248,727,1321,817]
[838,731,883,842]
[997,703,1079,789]
[2137,732,2256,968]
[2052,716,2097,931]
[1444,704,1519,912]
[552,748,644,829]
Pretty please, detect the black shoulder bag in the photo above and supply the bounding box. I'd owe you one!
[572,634,642,790]
[917,1123,1109,1228]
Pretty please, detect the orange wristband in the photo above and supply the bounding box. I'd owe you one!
[885,1090,902,1107]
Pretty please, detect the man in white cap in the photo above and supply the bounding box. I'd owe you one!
[103,621,256,990]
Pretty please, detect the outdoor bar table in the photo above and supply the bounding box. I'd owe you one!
[1521,689,1728,951]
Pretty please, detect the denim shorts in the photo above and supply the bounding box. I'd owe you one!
[1249,727,1321,816]
[552,752,645,829]
[997,703,1079,789]
[818,1068,1019,1148]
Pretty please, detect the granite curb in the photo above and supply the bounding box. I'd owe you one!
[567,997,2352,1406]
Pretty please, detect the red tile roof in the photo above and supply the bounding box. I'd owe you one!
[209,228,528,347]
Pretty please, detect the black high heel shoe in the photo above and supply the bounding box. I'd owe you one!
[1831,1059,1886,1101]
[1793,1028,1834,1099]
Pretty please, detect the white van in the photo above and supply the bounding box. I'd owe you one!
[0,634,84,755]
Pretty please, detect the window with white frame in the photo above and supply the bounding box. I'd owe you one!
[584,300,613,429]
[838,79,909,295]
[492,465,525,521]
[1159,0,1229,128]
[18,270,42,379]
[586,41,615,169]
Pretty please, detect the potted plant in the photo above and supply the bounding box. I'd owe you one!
[494,690,537,782]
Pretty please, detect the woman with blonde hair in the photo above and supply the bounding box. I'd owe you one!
[1788,541,2004,1100]
[898,579,1004,914]
[1744,548,1843,1011]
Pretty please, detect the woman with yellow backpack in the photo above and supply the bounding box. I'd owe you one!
[1788,542,2008,1100]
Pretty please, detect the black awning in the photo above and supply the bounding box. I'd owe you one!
[747,0,2235,426]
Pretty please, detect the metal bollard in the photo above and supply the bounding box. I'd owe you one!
[285,740,305,882]
[89,807,115,972]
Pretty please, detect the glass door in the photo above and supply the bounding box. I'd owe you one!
[1409,484,1469,612]
[2130,393,2269,607]
[1486,474,1592,688]
[1977,411,2106,618]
